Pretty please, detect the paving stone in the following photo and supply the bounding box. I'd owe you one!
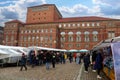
[0,60,109,80]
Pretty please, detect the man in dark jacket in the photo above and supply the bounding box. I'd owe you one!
[20,53,27,71]
[94,51,103,79]
[92,50,97,72]
[83,52,90,73]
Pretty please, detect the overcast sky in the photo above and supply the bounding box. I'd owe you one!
[0,0,120,26]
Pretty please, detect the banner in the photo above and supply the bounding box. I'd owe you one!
[111,42,120,80]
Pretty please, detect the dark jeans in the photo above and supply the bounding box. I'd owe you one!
[20,64,27,71]
[52,61,55,68]
[97,69,101,75]
[84,64,88,71]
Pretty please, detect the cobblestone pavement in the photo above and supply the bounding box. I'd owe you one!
[0,61,110,80]
[0,61,81,80]
[79,64,110,80]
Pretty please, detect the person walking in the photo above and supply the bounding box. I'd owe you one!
[83,52,90,73]
[51,53,56,68]
[31,51,36,68]
[92,50,97,72]
[94,50,103,79]
[69,53,73,63]
[45,51,52,70]
[20,53,27,71]
[76,53,80,64]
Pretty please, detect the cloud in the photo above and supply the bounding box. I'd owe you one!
[1,8,18,19]
[41,0,46,4]
[0,1,17,5]
[0,0,47,26]
[0,0,120,26]
[92,0,120,16]
[93,0,120,7]
[59,4,102,17]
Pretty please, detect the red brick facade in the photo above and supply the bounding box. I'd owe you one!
[3,4,120,50]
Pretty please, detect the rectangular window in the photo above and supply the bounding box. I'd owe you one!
[68,36,73,42]
[64,24,66,27]
[76,36,81,42]
[68,24,71,27]
[11,36,14,41]
[97,22,100,26]
[59,24,62,28]
[92,23,95,27]
[76,44,80,47]
[77,24,80,27]
[6,35,8,42]
[72,24,75,27]
[68,44,73,48]
[61,36,65,42]
[50,29,52,33]
[61,44,64,48]
[108,31,115,38]
[93,35,98,42]
[85,35,89,42]
[87,23,90,26]
[82,23,85,27]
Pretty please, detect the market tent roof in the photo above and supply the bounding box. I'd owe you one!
[79,49,89,52]
[0,45,26,60]
[0,45,28,55]
[28,46,67,52]
[67,49,79,52]
[93,36,120,50]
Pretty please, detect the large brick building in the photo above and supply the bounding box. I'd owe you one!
[3,4,120,50]
[0,26,4,45]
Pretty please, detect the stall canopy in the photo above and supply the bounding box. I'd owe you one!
[28,46,67,52]
[93,36,120,50]
[79,49,89,52]
[67,49,78,52]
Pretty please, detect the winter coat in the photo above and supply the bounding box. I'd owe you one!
[21,56,27,65]
[83,54,90,66]
[92,51,97,62]
[45,52,52,62]
[94,52,103,70]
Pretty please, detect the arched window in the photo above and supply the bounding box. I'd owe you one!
[60,32,65,35]
[92,31,98,42]
[68,32,73,42]
[76,31,81,42]
[84,31,90,42]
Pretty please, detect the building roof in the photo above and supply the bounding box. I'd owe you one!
[28,4,62,18]
[56,16,119,23]
[24,16,120,25]
[28,4,55,8]
[5,20,24,24]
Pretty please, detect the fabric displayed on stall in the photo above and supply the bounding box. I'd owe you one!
[111,42,120,80]
[103,56,113,69]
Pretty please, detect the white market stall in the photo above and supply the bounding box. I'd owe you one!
[92,36,120,80]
